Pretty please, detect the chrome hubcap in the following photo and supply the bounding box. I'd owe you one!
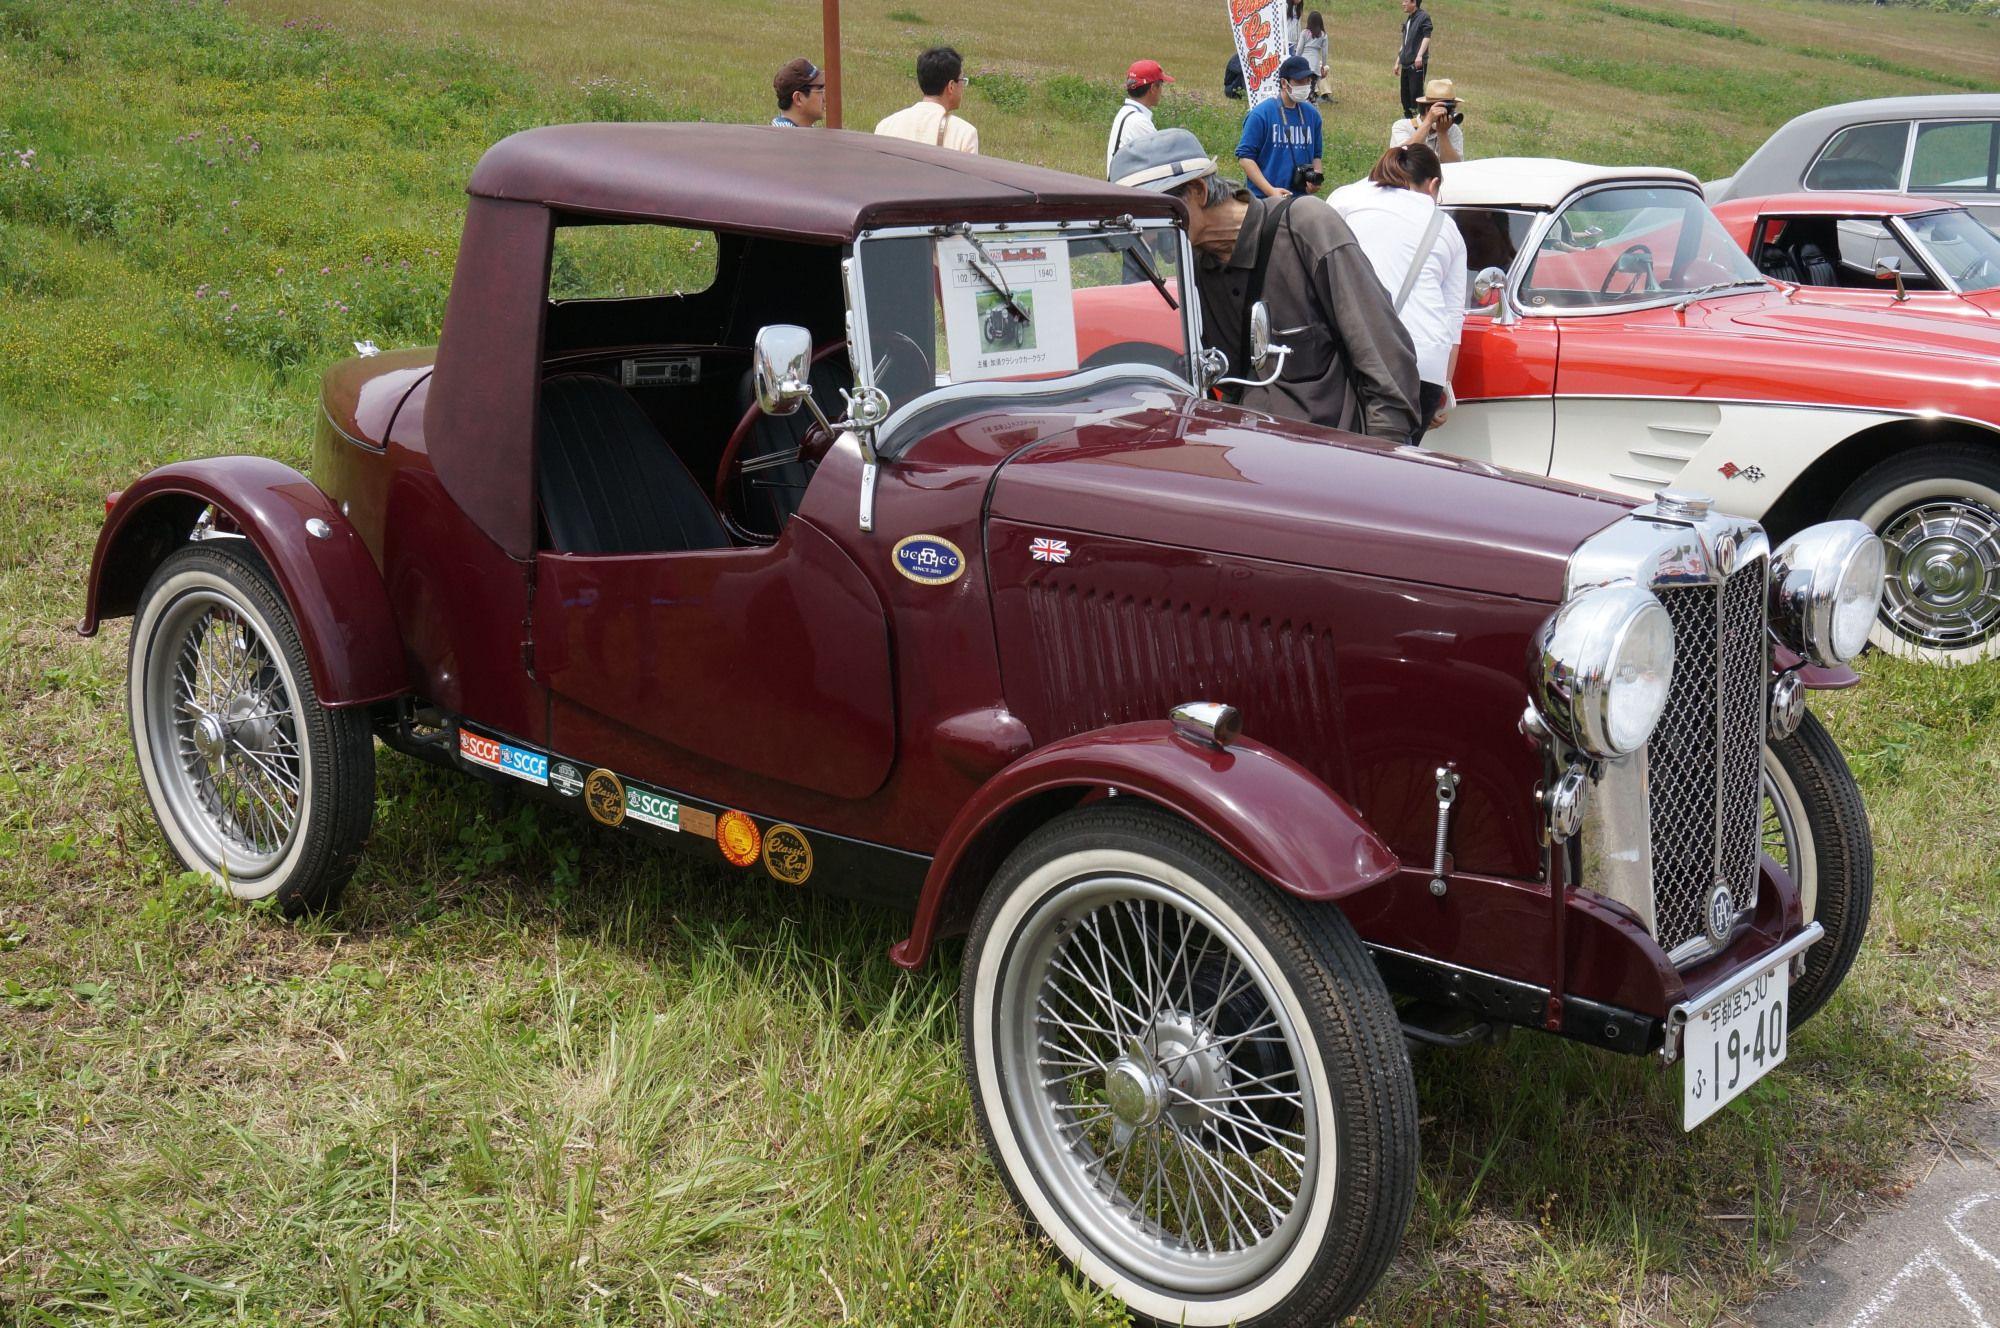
[1878,499,2000,649]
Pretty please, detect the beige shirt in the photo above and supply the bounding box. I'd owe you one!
[1388,116,1464,158]
[874,101,979,153]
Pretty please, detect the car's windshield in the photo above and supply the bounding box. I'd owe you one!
[854,223,1191,412]
[1520,185,1766,310]
[1904,209,2000,292]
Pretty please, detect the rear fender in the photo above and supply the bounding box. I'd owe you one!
[889,720,1401,968]
[80,457,410,707]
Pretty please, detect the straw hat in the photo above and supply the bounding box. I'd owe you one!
[1416,78,1464,104]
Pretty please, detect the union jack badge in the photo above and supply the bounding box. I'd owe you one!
[1029,537,1071,564]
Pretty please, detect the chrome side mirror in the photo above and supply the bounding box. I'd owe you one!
[1873,256,1908,301]
[753,324,814,415]
[1472,266,1507,308]
[1214,300,1291,391]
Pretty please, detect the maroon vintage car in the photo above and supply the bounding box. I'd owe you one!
[82,125,1885,1326]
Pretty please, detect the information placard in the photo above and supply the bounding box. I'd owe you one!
[937,236,1077,382]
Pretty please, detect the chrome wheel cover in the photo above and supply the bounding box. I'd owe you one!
[1876,497,2000,652]
[994,873,1321,1294]
[140,588,307,883]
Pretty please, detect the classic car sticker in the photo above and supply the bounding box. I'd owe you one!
[1029,537,1071,564]
[1716,461,1765,482]
[624,782,681,832]
[763,824,814,885]
[679,806,717,839]
[717,810,762,867]
[548,760,585,797]
[458,729,549,787]
[584,769,626,827]
[892,535,965,586]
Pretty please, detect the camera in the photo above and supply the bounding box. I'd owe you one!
[1433,100,1464,125]
[1290,163,1324,194]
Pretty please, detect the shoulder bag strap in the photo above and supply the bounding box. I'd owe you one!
[1395,200,1447,312]
[935,108,950,147]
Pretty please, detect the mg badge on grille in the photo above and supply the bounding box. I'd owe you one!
[1706,883,1737,944]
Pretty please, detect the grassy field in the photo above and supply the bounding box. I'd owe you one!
[2,1,1998,1324]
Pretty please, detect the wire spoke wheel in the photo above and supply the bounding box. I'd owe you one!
[964,806,1418,1328]
[129,541,374,911]
[147,589,308,877]
[1003,877,1317,1288]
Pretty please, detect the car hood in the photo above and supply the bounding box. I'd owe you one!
[988,398,1630,603]
[1710,289,2000,364]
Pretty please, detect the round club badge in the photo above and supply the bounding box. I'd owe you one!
[1705,883,1736,944]
[584,769,626,827]
[891,534,965,586]
[762,824,814,885]
[716,810,762,868]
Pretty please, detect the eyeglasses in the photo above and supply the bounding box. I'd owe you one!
[954,74,971,86]
[806,83,826,93]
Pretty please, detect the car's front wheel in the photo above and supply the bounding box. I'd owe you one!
[128,540,375,914]
[961,804,1417,1328]
[1832,443,2000,664]
[1763,711,1873,1029]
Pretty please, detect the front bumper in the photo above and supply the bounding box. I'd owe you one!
[1658,920,1823,1064]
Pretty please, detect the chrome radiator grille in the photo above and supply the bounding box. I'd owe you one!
[1647,558,1768,959]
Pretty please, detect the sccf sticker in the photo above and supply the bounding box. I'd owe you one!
[763,824,814,885]
[584,769,626,827]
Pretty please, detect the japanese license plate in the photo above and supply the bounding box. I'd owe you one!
[1682,958,1789,1130]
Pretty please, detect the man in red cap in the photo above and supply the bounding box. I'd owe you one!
[1105,59,1174,178]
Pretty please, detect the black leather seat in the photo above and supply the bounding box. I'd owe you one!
[536,373,730,555]
[1793,243,1838,287]
[730,356,851,536]
[1757,245,1803,284]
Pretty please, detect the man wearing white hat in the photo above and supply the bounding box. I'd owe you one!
[1109,129,1420,442]
[1106,59,1174,178]
[1390,78,1465,162]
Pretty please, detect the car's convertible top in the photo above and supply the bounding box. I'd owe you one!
[468,123,1183,240]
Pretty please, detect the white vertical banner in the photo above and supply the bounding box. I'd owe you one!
[1228,0,1288,106]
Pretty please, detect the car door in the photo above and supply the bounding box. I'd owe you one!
[1426,206,1557,476]
[532,521,898,802]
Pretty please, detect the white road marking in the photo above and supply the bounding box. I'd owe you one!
[1843,1194,2000,1328]
[1951,1194,2000,1274]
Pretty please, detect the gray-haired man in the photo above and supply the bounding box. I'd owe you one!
[1111,129,1420,442]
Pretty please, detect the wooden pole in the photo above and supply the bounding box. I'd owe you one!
[823,0,843,128]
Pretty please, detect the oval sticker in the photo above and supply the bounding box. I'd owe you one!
[892,534,965,586]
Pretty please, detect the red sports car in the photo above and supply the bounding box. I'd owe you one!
[1434,158,2000,664]
[1711,191,2000,322]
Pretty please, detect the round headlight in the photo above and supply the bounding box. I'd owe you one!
[1771,521,1886,667]
[1533,586,1677,758]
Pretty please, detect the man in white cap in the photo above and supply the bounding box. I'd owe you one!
[1109,128,1420,442]
[1106,59,1173,178]
[1390,78,1465,162]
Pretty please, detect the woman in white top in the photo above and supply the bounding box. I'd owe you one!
[1298,11,1328,101]
[1328,142,1466,444]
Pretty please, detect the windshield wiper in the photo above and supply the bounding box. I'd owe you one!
[951,225,1031,327]
[1672,279,1767,311]
[1124,236,1180,312]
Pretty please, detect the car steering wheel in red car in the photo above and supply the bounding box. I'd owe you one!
[1600,244,1659,297]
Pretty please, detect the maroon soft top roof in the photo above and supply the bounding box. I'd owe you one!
[468,123,1184,240]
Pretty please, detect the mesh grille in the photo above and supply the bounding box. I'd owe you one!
[1647,559,1767,957]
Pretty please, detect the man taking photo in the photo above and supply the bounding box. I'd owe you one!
[1112,129,1421,442]
[1234,55,1322,200]
[1391,78,1465,162]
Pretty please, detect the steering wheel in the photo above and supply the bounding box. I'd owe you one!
[714,341,850,528]
[1599,244,1658,297]
[1962,254,1996,288]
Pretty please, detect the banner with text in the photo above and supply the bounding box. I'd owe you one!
[1228,0,1287,106]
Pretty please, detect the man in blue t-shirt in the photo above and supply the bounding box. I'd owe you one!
[1234,55,1323,199]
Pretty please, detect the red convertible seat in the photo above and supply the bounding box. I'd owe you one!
[536,373,730,554]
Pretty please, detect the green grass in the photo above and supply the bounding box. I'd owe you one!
[1,1,1998,1325]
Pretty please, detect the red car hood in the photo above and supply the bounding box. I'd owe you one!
[1710,289,2000,365]
[989,398,1630,603]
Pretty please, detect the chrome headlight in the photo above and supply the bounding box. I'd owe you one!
[1771,521,1885,667]
[1533,586,1676,758]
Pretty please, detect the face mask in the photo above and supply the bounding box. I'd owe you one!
[1287,82,1312,99]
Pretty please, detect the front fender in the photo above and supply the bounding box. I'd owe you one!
[80,457,409,707]
[889,720,1401,968]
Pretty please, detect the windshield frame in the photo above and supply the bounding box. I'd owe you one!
[1891,209,2000,295]
[847,217,1201,443]
[1506,181,1771,319]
